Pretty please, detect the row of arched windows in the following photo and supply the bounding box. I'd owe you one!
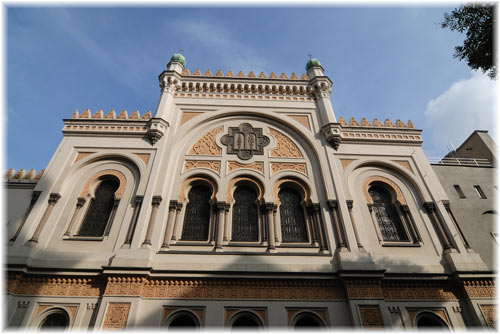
[65,171,420,247]
[180,182,310,243]
[34,307,449,330]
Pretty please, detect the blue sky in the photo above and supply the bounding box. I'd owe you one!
[6,5,496,171]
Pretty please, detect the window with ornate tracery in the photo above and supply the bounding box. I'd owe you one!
[78,179,119,237]
[279,187,308,242]
[368,186,408,242]
[181,185,212,241]
[231,186,259,241]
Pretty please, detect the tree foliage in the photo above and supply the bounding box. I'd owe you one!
[442,3,496,79]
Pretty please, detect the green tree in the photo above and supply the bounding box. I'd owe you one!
[442,3,496,79]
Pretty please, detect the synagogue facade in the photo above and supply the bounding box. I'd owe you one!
[5,54,496,330]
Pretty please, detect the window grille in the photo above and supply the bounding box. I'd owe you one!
[181,185,212,241]
[279,187,308,242]
[231,186,259,241]
[78,179,119,237]
[369,186,408,241]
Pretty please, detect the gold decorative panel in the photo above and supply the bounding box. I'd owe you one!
[74,152,94,163]
[188,127,223,156]
[103,302,131,330]
[134,153,150,165]
[287,115,311,130]
[227,161,264,175]
[393,160,413,173]
[480,305,496,328]
[269,128,303,158]
[340,159,355,170]
[270,162,307,176]
[180,112,203,125]
[183,160,221,174]
[359,305,383,327]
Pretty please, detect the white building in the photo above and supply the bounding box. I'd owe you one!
[5,54,496,330]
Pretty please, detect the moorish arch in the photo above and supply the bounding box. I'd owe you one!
[343,159,431,204]
[170,111,330,205]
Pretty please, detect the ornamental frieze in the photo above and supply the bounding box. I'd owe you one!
[270,162,307,176]
[7,275,104,297]
[462,279,495,299]
[227,161,264,176]
[183,160,221,174]
[220,123,270,160]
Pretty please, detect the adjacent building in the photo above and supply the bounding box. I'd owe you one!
[5,54,496,330]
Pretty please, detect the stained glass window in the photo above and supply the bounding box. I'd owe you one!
[181,185,212,241]
[78,179,119,237]
[279,187,308,242]
[369,186,408,241]
[232,186,259,241]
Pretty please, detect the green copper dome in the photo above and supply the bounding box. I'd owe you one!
[170,53,186,67]
[305,58,321,71]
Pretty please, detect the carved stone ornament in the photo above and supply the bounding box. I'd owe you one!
[221,123,270,160]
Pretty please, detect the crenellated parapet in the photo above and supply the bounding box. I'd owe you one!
[181,69,309,81]
[4,168,44,182]
[338,116,415,129]
[63,109,155,138]
[322,116,422,150]
[71,109,152,120]
[159,67,316,102]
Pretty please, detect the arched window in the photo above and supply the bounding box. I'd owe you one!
[181,185,212,241]
[78,178,119,237]
[167,311,200,328]
[293,312,325,328]
[232,186,259,241]
[279,187,307,242]
[230,312,263,328]
[415,312,449,329]
[39,309,69,330]
[369,185,408,241]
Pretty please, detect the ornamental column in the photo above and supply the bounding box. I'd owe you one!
[28,193,61,243]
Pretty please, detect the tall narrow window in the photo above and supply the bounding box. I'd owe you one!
[474,185,487,199]
[232,186,259,241]
[79,179,119,237]
[454,185,466,198]
[181,185,212,241]
[279,187,307,242]
[369,186,408,241]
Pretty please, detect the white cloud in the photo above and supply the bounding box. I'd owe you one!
[166,18,268,73]
[424,70,497,157]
